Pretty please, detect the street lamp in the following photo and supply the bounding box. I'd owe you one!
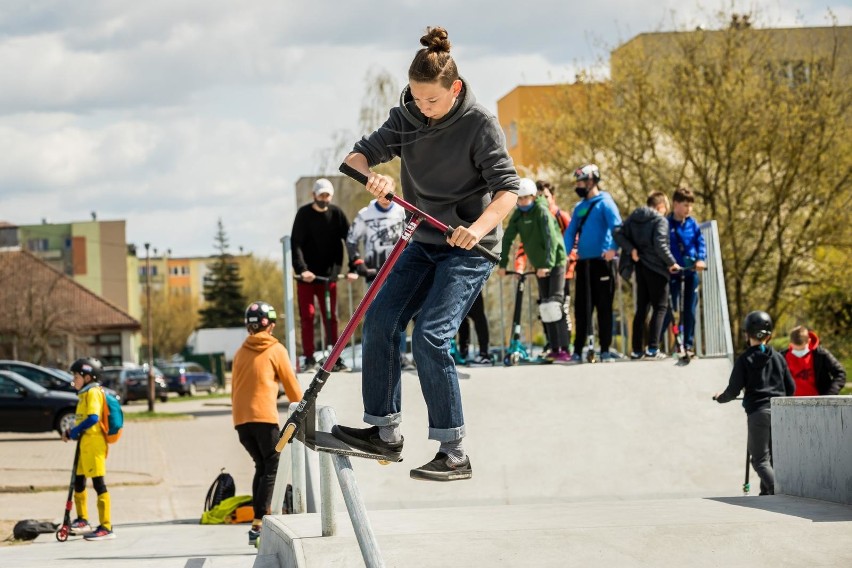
[144,243,155,412]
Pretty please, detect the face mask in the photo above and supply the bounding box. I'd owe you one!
[575,186,589,198]
[517,202,535,212]
[313,198,330,210]
[791,347,809,358]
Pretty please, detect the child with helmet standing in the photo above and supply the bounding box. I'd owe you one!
[231,301,303,545]
[713,311,795,495]
[63,357,114,540]
[499,178,572,363]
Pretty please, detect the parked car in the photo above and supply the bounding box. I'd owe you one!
[114,366,169,405]
[0,370,79,436]
[160,362,218,396]
[0,360,119,399]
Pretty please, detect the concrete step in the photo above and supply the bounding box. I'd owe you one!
[259,495,852,568]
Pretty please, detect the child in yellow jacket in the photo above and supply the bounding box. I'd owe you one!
[63,357,114,540]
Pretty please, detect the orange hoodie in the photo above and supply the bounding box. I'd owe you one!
[231,332,302,427]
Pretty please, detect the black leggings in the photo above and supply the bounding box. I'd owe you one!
[458,292,489,356]
[237,422,280,520]
[632,263,670,353]
[74,475,107,494]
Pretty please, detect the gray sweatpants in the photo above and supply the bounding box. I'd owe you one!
[747,409,774,495]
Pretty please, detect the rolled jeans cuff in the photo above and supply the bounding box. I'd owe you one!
[429,425,466,443]
[363,412,402,427]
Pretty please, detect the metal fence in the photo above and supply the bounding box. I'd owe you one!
[280,221,734,368]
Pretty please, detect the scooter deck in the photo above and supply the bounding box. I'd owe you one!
[311,431,403,463]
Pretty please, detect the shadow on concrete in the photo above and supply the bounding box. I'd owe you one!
[114,518,200,528]
[707,495,852,522]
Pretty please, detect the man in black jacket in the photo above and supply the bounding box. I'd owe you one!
[781,326,846,396]
[614,191,680,359]
[291,178,354,372]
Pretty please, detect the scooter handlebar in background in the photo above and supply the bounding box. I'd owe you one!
[339,162,500,264]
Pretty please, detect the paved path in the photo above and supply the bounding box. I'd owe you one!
[1,358,850,567]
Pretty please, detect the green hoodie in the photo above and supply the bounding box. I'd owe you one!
[499,197,566,269]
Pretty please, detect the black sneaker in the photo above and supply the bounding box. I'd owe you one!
[410,452,472,482]
[332,358,350,372]
[302,356,318,372]
[248,527,261,547]
[331,425,403,461]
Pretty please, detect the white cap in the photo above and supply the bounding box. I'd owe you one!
[313,178,334,196]
[517,178,537,198]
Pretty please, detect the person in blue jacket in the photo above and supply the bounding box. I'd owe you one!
[663,187,706,356]
[562,164,622,362]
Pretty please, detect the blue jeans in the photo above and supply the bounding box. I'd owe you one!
[664,270,699,348]
[360,241,493,442]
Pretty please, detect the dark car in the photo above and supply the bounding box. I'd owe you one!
[0,360,120,400]
[160,362,218,396]
[0,370,79,436]
[115,367,169,405]
[0,360,77,393]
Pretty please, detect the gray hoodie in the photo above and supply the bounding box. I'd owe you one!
[352,78,519,252]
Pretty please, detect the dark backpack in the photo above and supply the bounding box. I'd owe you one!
[204,469,236,512]
[13,520,58,541]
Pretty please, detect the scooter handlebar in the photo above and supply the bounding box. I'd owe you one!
[339,162,500,264]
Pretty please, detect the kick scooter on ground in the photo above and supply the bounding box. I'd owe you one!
[55,439,81,541]
[501,270,546,366]
[274,162,499,460]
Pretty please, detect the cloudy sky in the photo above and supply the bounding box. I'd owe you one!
[1,1,847,260]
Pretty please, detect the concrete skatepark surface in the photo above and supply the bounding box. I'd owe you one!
[1,358,850,567]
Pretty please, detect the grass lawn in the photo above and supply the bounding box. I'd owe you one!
[124,411,193,421]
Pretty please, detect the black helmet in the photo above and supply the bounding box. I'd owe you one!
[245,301,277,332]
[573,164,601,183]
[743,311,773,339]
[69,357,103,380]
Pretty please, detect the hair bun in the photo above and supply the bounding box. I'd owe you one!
[420,26,451,53]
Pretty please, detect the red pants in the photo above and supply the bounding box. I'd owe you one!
[297,281,339,359]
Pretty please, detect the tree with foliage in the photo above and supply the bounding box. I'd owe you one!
[143,288,199,358]
[525,11,851,343]
[199,219,246,328]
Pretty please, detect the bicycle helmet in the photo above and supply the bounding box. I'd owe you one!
[573,164,601,182]
[245,301,277,332]
[743,311,773,339]
[69,357,103,380]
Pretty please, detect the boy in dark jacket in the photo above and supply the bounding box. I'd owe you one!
[614,191,680,359]
[713,311,795,495]
[781,326,846,396]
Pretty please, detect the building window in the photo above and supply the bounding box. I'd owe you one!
[508,121,518,149]
[27,238,49,252]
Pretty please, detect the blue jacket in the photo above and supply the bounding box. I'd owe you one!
[563,192,622,260]
[667,215,706,267]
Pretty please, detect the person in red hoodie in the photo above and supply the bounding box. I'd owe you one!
[781,326,846,396]
[231,301,303,546]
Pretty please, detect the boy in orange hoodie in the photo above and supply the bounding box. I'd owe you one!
[231,301,303,546]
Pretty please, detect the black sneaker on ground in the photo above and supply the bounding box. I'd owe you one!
[302,356,318,372]
[248,527,261,547]
[331,358,350,372]
[331,425,403,461]
[410,452,472,482]
[468,353,493,367]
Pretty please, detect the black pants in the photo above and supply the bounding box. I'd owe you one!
[458,292,489,356]
[236,422,280,521]
[537,266,570,351]
[632,263,670,353]
[573,259,615,355]
[747,409,774,495]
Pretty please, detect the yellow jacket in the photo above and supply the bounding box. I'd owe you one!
[231,332,302,427]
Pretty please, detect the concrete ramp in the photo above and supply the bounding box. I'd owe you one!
[257,496,852,567]
[288,357,746,510]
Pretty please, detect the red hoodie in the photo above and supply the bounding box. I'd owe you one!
[785,330,819,396]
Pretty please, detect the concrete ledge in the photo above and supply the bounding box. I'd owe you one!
[773,396,852,504]
[253,497,852,568]
[256,516,306,568]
